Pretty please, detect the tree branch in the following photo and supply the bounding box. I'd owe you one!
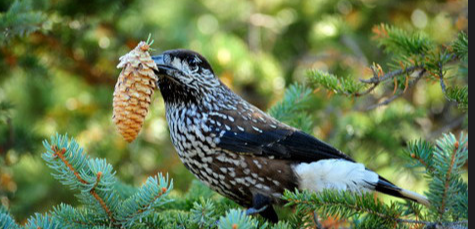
[439,141,458,218]
[359,65,423,85]
[52,146,116,223]
[364,69,426,110]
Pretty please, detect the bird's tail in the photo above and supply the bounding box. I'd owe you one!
[375,176,430,207]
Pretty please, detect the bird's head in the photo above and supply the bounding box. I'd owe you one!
[152,49,223,104]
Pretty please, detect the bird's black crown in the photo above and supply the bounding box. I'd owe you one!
[152,49,223,104]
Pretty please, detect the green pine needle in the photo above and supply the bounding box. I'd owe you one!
[406,139,436,173]
[26,213,63,229]
[375,24,434,57]
[218,209,264,229]
[446,86,468,111]
[307,70,365,95]
[0,0,47,44]
[428,133,468,221]
[117,174,173,227]
[283,189,401,228]
[269,84,314,133]
[0,206,20,229]
[190,199,218,228]
[452,32,469,61]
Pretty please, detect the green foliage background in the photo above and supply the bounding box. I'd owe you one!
[0,0,468,226]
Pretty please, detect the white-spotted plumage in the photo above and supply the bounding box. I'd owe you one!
[153,49,430,223]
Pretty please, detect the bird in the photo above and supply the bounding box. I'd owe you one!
[151,49,430,223]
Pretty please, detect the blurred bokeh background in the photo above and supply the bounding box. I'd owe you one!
[0,0,468,223]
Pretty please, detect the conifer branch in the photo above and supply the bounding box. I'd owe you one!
[407,139,436,173]
[51,146,87,184]
[365,69,426,110]
[284,190,400,225]
[117,174,173,227]
[43,135,120,225]
[359,65,423,85]
[191,199,218,228]
[438,140,459,218]
[0,0,47,44]
[269,84,314,133]
[307,71,365,96]
[26,213,63,229]
[37,134,181,228]
[445,87,468,111]
[308,25,468,110]
[52,204,102,228]
[452,32,469,61]
[50,145,116,223]
[0,206,20,229]
[427,133,468,222]
[217,209,265,229]
[284,188,468,229]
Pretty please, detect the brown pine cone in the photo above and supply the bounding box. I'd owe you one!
[113,41,158,142]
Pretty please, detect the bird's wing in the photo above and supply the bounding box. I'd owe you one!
[212,105,354,163]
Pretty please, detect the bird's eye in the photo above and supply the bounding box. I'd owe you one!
[188,58,200,71]
[188,58,197,65]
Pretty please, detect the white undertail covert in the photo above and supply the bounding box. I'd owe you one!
[293,159,379,193]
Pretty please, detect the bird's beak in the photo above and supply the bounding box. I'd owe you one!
[152,54,184,86]
[152,54,179,75]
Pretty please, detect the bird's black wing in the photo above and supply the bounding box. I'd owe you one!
[213,107,354,163]
[218,129,355,163]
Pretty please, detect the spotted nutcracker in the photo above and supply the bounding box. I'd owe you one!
[151,49,429,222]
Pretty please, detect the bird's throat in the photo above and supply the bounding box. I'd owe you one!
[158,78,200,105]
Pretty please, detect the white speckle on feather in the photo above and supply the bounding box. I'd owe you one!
[293,159,378,193]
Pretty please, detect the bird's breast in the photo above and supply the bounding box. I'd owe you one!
[165,104,219,156]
